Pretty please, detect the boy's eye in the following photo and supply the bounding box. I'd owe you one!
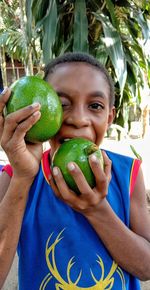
[61,103,68,107]
[61,102,70,109]
[60,97,70,108]
[89,103,104,110]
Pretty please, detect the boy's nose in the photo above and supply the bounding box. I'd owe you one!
[66,110,91,128]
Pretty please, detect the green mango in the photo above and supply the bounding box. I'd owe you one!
[52,138,104,194]
[6,76,63,143]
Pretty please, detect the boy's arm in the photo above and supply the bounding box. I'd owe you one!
[0,171,11,202]
[0,173,34,289]
[0,89,43,288]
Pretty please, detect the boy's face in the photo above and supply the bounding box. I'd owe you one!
[47,62,115,155]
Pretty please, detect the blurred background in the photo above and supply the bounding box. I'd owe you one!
[0,0,150,289]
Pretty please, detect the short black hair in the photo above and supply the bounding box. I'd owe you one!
[44,52,115,107]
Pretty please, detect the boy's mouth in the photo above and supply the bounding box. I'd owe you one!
[59,136,93,144]
[59,138,71,144]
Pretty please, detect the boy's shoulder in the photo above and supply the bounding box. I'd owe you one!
[103,148,141,172]
[104,149,134,162]
[103,149,142,196]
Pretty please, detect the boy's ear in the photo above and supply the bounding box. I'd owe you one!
[108,106,116,128]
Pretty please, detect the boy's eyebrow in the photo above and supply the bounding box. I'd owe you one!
[88,91,107,99]
[55,91,69,97]
[56,90,107,99]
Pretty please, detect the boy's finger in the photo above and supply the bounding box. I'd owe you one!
[0,88,11,139]
[0,88,11,113]
[102,151,112,182]
[1,112,41,148]
[2,103,41,141]
[12,111,41,143]
[5,102,41,124]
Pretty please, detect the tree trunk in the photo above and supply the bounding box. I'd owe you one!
[18,0,33,75]
[0,47,7,87]
[11,56,17,82]
[142,105,150,138]
[28,48,33,75]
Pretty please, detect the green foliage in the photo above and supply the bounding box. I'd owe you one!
[73,0,89,52]
[93,12,127,98]
[130,145,142,160]
[0,0,150,128]
[0,0,42,71]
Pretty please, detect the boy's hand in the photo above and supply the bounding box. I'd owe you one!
[0,88,43,180]
[49,150,111,214]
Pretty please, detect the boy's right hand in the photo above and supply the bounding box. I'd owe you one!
[0,88,43,180]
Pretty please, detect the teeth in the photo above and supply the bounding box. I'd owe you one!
[60,138,71,144]
[63,138,70,142]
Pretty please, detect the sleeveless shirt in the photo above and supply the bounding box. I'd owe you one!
[3,149,141,289]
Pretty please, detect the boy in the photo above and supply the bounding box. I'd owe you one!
[0,52,150,289]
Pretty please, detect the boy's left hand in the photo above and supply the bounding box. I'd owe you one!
[49,151,111,214]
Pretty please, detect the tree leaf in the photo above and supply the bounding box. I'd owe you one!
[42,0,57,64]
[130,145,142,160]
[32,0,49,23]
[133,9,150,41]
[105,0,119,28]
[94,12,127,97]
[73,0,89,52]
[25,0,33,40]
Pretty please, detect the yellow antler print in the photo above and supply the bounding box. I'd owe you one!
[40,229,125,289]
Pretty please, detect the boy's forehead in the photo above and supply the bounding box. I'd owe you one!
[48,62,110,102]
[48,62,107,84]
[52,61,101,74]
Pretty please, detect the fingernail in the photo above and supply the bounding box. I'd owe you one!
[90,154,97,162]
[32,102,41,108]
[67,162,75,171]
[33,111,41,118]
[53,167,59,176]
[1,87,8,95]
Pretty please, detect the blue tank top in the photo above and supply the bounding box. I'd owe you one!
[17,149,141,290]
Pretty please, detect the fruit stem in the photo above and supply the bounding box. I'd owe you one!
[84,144,99,156]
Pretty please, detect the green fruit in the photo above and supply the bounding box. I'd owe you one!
[52,138,103,194]
[6,76,63,143]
